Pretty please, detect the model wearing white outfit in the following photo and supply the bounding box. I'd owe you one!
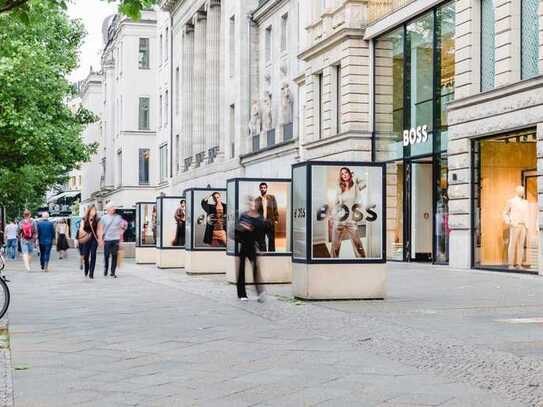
[331,173,367,258]
[503,186,529,268]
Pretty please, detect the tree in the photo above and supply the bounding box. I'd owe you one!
[0,0,159,20]
[0,0,97,217]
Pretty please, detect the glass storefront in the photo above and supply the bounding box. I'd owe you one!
[473,132,539,273]
[374,1,454,263]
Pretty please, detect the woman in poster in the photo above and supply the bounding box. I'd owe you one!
[201,192,227,247]
[331,167,366,258]
[172,200,186,246]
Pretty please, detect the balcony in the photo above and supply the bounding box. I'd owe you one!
[367,0,416,24]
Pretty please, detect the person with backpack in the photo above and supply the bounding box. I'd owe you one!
[18,210,37,272]
[36,212,55,272]
[98,203,126,278]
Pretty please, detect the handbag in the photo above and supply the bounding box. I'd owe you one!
[77,220,97,245]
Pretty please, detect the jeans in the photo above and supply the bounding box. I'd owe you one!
[236,243,262,299]
[39,243,52,269]
[20,240,33,255]
[6,239,16,260]
[83,239,98,278]
[104,240,119,276]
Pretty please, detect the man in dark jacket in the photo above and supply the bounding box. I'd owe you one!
[36,212,55,272]
[255,183,279,252]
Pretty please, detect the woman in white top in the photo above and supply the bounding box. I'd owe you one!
[331,167,367,258]
[55,218,70,259]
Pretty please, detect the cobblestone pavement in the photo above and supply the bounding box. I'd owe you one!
[0,320,13,407]
[3,250,543,406]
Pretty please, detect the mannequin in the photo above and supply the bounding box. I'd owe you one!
[503,186,529,269]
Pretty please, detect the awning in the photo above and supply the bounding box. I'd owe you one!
[47,190,81,203]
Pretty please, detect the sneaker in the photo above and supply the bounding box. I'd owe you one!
[110,274,117,279]
[239,297,248,302]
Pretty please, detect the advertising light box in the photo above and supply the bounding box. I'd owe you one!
[184,188,227,251]
[292,161,386,264]
[226,178,292,256]
[155,196,186,249]
[136,202,156,248]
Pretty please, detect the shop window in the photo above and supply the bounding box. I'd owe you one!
[434,154,449,264]
[521,0,540,80]
[386,161,404,260]
[473,133,539,272]
[480,0,495,91]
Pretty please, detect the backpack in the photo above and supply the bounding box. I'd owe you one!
[21,221,34,240]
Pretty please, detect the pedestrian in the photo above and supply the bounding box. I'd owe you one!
[36,212,55,272]
[79,206,99,279]
[4,218,18,260]
[55,218,70,259]
[98,203,126,278]
[17,210,37,272]
[235,196,266,302]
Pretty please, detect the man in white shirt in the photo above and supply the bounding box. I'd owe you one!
[504,186,529,268]
[4,219,18,260]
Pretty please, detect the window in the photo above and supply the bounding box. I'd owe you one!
[165,90,168,126]
[138,38,149,69]
[336,65,342,134]
[159,144,168,182]
[175,134,180,174]
[481,0,495,91]
[138,97,150,130]
[175,67,180,115]
[521,0,540,80]
[265,26,272,62]
[317,73,324,138]
[159,34,163,64]
[229,16,235,76]
[159,94,163,128]
[281,14,288,52]
[229,104,235,157]
[116,150,122,187]
[138,149,150,185]
[165,28,169,62]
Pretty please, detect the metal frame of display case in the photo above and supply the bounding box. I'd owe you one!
[155,195,185,250]
[291,160,387,265]
[226,177,292,257]
[136,201,156,248]
[183,188,227,252]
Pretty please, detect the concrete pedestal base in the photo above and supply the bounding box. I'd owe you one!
[292,263,386,300]
[121,242,135,258]
[225,255,292,284]
[156,249,185,269]
[135,247,156,264]
[185,251,226,275]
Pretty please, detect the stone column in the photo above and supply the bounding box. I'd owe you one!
[182,23,194,170]
[192,10,207,167]
[205,0,221,161]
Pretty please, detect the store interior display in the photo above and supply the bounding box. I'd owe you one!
[474,134,539,272]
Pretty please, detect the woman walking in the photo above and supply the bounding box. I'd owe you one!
[79,207,99,278]
[55,218,70,259]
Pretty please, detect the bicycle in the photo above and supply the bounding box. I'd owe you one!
[0,246,11,320]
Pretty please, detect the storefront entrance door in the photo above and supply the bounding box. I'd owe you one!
[405,158,433,262]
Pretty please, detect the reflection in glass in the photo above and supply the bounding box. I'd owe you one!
[434,155,449,263]
[292,166,307,259]
[521,0,540,79]
[386,162,404,260]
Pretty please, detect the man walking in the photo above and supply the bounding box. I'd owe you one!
[18,210,37,272]
[36,212,55,272]
[4,219,18,260]
[98,203,126,278]
[255,182,279,252]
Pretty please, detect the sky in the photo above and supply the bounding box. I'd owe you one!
[67,0,118,83]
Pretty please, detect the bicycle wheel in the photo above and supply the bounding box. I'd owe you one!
[0,278,10,320]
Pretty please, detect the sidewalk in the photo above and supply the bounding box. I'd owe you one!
[4,251,543,406]
[0,319,13,407]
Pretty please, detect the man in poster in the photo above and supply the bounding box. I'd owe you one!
[255,182,279,252]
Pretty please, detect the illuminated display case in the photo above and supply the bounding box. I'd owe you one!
[291,161,387,299]
[184,188,227,274]
[225,178,292,284]
[135,202,156,264]
[155,196,186,269]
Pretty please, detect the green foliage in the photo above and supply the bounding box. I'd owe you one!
[0,0,159,20]
[0,0,97,215]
